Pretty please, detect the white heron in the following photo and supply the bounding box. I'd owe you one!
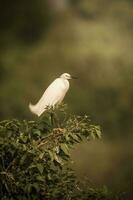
[29,73,76,116]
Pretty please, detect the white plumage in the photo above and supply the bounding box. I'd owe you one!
[29,73,75,116]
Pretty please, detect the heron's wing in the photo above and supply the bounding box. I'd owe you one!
[35,78,68,116]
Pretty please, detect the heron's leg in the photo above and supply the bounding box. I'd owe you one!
[50,112,54,127]
[50,112,60,128]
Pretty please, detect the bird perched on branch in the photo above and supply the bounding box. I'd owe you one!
[29,73,77,116]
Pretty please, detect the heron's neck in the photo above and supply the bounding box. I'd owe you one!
[61,78,69,89]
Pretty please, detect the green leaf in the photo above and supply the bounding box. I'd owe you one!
[32,183,40,192]
[26,184,32,193]
[71,134,81,142]
[28,164,36,169]
[60,143,70,156]
[20,154,27,165]
[33,130,41,136]
[47,173,52,180]
[37,163,44,174]
[65,134,70,142]
[36,175,45,182]
[54,153,63,165]
[39,152,44,159]
[48,150,54,161]
[54,146,60,154]
[95,127,102,139]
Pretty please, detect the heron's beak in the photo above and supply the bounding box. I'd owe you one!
[71,76,78,79]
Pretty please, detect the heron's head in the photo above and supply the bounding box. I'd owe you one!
[60,73,77,80]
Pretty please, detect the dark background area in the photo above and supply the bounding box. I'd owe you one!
[0,0,133,199]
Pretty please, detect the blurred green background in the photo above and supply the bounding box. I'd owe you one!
[0,0,133,199]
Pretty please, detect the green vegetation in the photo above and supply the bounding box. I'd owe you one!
[0,106,124,199]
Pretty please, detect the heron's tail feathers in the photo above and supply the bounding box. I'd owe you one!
[29,103,39,116]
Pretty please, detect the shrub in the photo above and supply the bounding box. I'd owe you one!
[0,105,124,199]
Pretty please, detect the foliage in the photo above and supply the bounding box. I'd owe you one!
[0,105,124,199]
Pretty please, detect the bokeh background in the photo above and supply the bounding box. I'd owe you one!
[0,0,133,199]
